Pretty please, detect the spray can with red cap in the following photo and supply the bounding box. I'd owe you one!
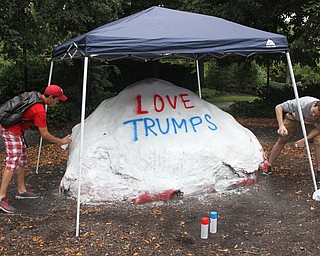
[200,217,209,239]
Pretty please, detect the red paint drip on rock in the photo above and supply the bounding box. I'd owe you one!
[132,189,179,204]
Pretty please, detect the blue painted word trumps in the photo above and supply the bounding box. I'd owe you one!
[123,93,218,141]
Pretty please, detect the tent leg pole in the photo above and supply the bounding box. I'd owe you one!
[35,61,54,175]
[286,52,317,191]
[76,56,89,237]
[196,60,202,98]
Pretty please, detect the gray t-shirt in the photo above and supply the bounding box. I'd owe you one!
[278,96,320,129]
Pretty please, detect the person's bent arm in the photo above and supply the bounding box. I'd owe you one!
[295,128,320,148]
[307,128,320,140]
[275,105,287,135]
[38,127,71,145]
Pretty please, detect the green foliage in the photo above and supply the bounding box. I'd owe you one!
[86,61,119,113]
[0,0,319,122]
[0,56,50,102]
[0,0,123,91]
[204,59,266,95]
[200,87,219,99]
[294,64,320,88]
[159,61,197,92]
[0,60,24,102]
[46,103,70,126]
[227,82,297,118]
[228,61,320,118]
[204,0,320,68]
[228,99,275,118]
[35,0,123,41]
[0,1,42,59]
[46,59,120,121]
[287,1,320,67]
[207,95,258,103]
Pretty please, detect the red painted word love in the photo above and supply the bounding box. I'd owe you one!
[135,94,195,114]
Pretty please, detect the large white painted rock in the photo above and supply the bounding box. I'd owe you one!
[60,78,266,204]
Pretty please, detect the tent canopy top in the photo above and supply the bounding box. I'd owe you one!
[52,6,288,61]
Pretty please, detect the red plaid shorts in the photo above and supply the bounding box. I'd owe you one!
[1,127,27,172]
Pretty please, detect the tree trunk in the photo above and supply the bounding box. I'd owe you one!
[153,60,159,78]
[267,61,270,96]
[23,46,29,91]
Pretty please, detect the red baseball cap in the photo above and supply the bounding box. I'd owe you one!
[45,84,67,101]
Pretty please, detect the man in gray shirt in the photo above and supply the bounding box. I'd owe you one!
[266,96,320,183]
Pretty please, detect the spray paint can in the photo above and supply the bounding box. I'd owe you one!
[200,217,209,239]
[61,144,68,150]
[210,211,218,233]
[277,129,288,136]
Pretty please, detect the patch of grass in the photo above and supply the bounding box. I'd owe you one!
[206,95,258,103]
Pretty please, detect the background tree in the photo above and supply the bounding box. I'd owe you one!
[203,0,319,68]
[288,1,320,68]
[0,1,47,91]
[0,0,123,92]
[0,0,319,120]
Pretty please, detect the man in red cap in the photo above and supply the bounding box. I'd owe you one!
[0,84,72,213]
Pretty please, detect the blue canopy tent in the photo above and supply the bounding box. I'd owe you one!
[44,6,316,236]
[52,6,288,60]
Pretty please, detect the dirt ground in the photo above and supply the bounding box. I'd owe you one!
[1,118,320,255]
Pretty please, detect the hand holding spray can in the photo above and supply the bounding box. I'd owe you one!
[61,134,72,150]
[277,129,288,137]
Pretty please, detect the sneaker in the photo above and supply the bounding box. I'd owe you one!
[261,165,273,176]
[15,190,40,200]
[316,172,320,184]
[0,197,16,213]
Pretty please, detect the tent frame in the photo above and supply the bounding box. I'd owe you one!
[39,7,315,236]
[41,51,315,237]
